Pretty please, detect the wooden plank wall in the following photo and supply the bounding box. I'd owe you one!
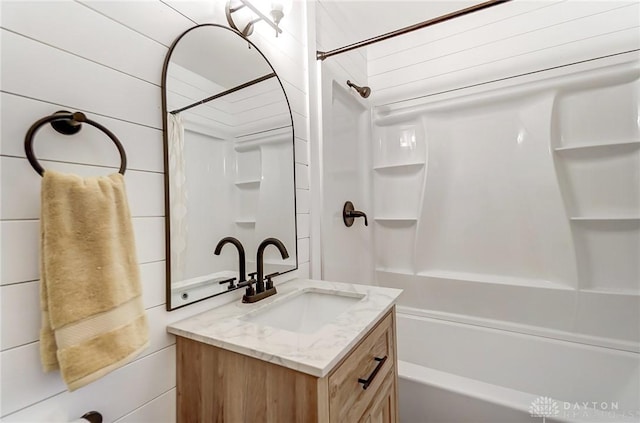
[367,0,640,105]
[0,0,310,421]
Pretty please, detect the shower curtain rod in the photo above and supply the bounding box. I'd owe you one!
[169,72,276,115]
[316,0,511,61]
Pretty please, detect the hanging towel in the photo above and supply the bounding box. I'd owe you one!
[39,170,149,391]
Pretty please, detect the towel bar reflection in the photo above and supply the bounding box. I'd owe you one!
[24,110,127,176]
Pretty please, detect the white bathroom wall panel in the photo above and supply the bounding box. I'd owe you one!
[0,157,164,220]
[1,217,164,286]
[0,0,310,420]
[295,138,309,165]
[114,389,176,423]
[75,1,193,47]
[2,346,176,423]
[295,162,310,189]
[371,54,640,352]
[297,213,310,239]
[0,94,164,173]
[1,0,167,84]
[368,0,640,105]
[296,188,310,214]
[1,261,164,352]
[0,29,162,129]
[316,0,368,87]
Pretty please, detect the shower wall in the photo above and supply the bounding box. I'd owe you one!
[315,0,374,283]
[372,55,639,351]
[363,0,640,352]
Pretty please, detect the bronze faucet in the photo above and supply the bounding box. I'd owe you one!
[242,237,289,303]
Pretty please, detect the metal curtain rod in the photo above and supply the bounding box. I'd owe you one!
[170,72,276,114]
[316,0,512,61]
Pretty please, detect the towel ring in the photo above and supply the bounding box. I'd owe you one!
[24,110,127,176]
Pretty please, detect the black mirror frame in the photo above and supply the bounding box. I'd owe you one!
[161,23,298,311]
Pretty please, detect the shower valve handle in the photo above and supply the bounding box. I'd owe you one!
[343,201,368,227]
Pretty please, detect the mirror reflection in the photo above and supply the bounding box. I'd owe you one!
[163,24,297,310]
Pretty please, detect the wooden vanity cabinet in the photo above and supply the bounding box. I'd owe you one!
[176,307,398,423]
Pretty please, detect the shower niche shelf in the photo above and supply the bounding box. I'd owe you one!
[374,219,417,275]
[570,216,640,221]
[374,167,425,220]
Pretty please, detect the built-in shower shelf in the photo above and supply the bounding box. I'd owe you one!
[235,179,261,187]
[373,162,425,172]
[580,288,640,296]
[375,267,415,276]
[374,217,418,222]
[554,139,640,152]
[416,270,574,290]
[570,216,640,221]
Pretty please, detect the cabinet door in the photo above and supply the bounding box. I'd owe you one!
[329,312,395,422]
[359,370,397,423]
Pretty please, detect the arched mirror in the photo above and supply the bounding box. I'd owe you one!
[162,24,297,311]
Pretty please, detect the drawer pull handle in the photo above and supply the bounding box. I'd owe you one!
[357,356,387,390]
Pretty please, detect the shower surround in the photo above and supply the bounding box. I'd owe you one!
[320,50,639,421]
[375,53,639,421]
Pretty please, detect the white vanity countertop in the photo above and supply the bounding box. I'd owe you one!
[167,278,402,377]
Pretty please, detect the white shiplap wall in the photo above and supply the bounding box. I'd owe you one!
[367,0,640,105]
[316,0,368,92]
[0,0,310,421]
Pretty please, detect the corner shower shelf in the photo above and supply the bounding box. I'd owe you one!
[373,162,425,172]
[554,139,640,152]
[235,179,261,187]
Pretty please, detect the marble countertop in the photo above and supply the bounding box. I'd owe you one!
[167,278,402,377]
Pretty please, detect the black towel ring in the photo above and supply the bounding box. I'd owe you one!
[24,110,127,176]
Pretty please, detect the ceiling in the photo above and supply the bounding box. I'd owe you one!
[319,0,480,50]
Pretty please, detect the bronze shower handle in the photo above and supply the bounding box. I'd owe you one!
[343,201,368,227]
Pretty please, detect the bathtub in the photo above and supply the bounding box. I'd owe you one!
[395,309,640,423]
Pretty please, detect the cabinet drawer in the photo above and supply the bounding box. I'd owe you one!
[328,310,395,422]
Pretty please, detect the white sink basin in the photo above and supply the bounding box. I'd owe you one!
[242,288,365,334]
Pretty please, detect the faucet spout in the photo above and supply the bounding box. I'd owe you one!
[256,238,289,293]
[214,237,247,282]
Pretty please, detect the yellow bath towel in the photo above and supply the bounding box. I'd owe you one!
[39,170,149,391]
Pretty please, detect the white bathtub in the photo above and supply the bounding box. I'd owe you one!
[396,310,640,423]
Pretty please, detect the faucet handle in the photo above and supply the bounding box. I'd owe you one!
[240,272,257,296]
[218,277,237,290]
[264,272,279,290]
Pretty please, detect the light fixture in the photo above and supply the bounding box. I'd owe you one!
[225,0,291,38]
